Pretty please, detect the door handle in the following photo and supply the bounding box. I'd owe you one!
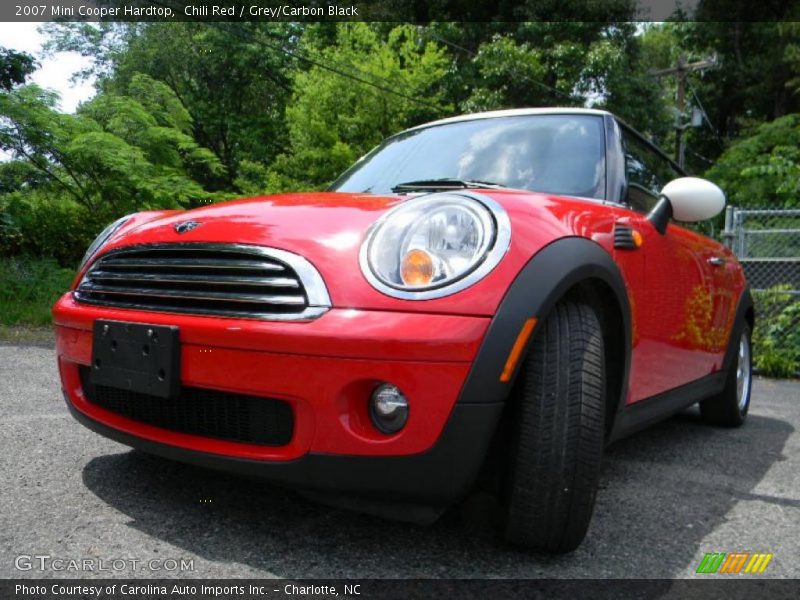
[707,256,726,266]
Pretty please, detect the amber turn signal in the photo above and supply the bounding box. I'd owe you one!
[400,249,435,286]
[500,317,538,382]
[631,229,644,248]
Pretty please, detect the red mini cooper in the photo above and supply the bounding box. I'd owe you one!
[54,108,753,553]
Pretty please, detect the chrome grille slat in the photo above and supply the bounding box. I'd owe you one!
[79,283,307,305]
[72,293,329,321]
[89,271,300,288]
[98,257,286,272]
[74,243,331,321]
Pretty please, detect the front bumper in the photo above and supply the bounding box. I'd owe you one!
[54,293,502,504]
[64,394,503,506]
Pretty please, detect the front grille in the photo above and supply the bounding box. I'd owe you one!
[74,244,330,320]
[80,367,293,446]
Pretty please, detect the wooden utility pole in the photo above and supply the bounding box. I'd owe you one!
[650,54,717,168]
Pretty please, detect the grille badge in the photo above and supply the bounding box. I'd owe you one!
[174,220,201,234]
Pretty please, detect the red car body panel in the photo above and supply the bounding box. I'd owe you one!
[621,217,744,400]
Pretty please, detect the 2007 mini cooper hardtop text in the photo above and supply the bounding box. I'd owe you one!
[54,108,753,552]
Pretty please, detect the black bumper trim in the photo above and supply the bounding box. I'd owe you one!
[65,393,503,505]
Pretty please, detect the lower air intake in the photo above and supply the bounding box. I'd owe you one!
[80,367,293,446]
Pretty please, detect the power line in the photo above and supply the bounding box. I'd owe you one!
[686,146,716,165]
[686,80,726,150]
[205,20,449,113]
[257,22,437,101]
[144,9,576,110]
[143,1,450,112]
[413,26,476,57]
[413,25,578,104]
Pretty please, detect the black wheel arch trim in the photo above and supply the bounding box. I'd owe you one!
[724,287,754,373]
[458,235,632,417]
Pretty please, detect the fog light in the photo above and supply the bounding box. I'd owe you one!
[369,383,409,434]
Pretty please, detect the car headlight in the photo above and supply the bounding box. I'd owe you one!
[359,192,511,299]
[79,215,133,270]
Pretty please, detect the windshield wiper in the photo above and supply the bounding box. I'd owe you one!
[390,178,508,193]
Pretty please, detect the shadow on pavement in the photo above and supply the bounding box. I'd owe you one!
[81,410,793,578]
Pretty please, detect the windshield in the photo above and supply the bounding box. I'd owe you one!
[330,114,607,199]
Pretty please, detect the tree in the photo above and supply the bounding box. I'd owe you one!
[459,34,568,112]
[418,19,670,141]
[690,1,800,122]
[44,22,297,187]
[782,22,800,96]
[424,20,638,111]
[705,114,800,209]
[0,78,224,218]
[662,6,800,172]
[0,86,99,209]
[263,23,451,191]
[599,25,674,143]
[0,47,36,91]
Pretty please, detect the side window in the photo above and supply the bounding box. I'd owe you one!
[621,129,681,214]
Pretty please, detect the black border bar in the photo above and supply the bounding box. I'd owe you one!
[3,579,800,600]
[4,0,799,22]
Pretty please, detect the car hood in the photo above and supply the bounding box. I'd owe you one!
[110,192,399,253]
[98,190,610,316]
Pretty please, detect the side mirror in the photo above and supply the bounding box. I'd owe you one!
[648,177,726,235]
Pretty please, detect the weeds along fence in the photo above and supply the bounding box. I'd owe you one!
[723,208,800,377]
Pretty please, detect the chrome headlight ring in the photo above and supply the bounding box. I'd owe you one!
[359,192,511,300]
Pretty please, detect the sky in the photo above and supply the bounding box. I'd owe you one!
[0,22,96,113]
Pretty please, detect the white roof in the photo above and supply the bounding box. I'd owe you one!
[400,107,611,135]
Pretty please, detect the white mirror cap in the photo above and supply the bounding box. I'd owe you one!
[661,177,726,222]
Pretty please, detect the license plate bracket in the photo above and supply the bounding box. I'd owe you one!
[91,320,180,398]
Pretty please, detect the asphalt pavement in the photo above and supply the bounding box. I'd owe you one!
[1,343,798,579]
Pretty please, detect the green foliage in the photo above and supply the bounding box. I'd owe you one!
[670,13,800,172]
[705,114,800,208]
[45,22,296,186]
[785,22,800,95]
[752,285,800,378]
[599,25,673,143]
[462,35,553,111]
[265,23,451,192]
[0,79,225,223]
[422,21,671,143]
[127,73,193,133]
[0,209,22,253]
[0,192,102,265]
[113,23,293,185]
[0,46,36,91]
[0,160,47,193]
[0,256,75,326]
[0,76,223,264]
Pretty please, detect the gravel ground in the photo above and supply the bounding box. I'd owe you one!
[1,344,798,579]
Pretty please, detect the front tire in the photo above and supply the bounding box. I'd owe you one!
[699,323,752,427]
[503,300,605,553]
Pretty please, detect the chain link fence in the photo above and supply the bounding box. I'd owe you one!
[723,208,800,377]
